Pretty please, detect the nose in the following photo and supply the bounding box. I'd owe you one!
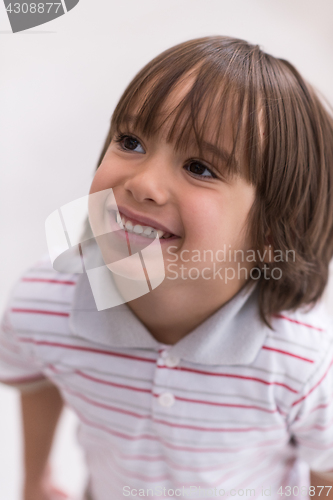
[123,153,172,205]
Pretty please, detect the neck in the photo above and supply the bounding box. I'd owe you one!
[112,274,250,345]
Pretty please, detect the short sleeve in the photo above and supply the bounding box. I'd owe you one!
[288,335,333,472]
[0,253,79,393]
[0,277,50,393]
[0,307,51,392]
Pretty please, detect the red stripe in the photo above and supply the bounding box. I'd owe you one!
[273,314,325,332]
[54,368,285,421]
[5,334,298,395]
[63,365,297,401]
[61,362,297,397]
[75,369,152,394]
[110,458,170,483]
[72,371,287,419]
[115,449,269,480]
[22,277,76,285]
[157,366,298,393]
[18,338,157,363]
[75,409,283,453]
[292,355,333,407]
[9,339,299,396]
[77,410,157,443]
[237,456,278,495]
[152,393,278,414]
[114,452,229,472]
[61,382,281,428]
[11,308,69,317]
[67,387,150,419]
[299,418,333,432]
[262,345,314,363]
[295,438,333,450]
[307,399,333,414]
[152,416,283,433]
[109,449,277,487]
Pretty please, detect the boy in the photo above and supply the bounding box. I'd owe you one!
[1,36,333,500]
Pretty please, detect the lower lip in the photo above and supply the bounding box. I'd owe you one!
[108,211,180,246]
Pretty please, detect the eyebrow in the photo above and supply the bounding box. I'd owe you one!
[188,139,233,165]
[119,113,236,167]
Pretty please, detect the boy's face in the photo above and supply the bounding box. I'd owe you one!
[89,85,257,294]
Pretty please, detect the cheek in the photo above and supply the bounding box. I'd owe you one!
[181,196,223,242]
[181,189,254,248]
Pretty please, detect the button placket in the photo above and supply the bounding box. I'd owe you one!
[153,347,178,414]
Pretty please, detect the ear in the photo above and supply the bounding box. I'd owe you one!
[263,230,274,263]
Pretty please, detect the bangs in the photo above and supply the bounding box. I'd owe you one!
[109,38,265,183]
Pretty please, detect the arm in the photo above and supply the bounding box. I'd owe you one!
[310,470,333,500]
[21,381,64,500]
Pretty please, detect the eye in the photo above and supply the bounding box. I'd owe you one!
[184,161,217,179]
[114,134,145,154]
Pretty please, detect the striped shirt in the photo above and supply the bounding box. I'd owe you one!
[1,251,333,500]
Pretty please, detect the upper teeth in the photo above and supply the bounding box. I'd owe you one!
[115,212,172,239]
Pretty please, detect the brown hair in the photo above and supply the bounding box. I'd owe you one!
[87,35,333,330]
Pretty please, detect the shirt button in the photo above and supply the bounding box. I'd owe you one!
[164,356,180,368]
[158,392,175,407]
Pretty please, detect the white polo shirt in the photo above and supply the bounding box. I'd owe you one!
[1,250,333,500]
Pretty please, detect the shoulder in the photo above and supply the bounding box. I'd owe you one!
[270,298,333,351]
[260,296,333,385]
[4,252,81,339]
[244,297,333,417]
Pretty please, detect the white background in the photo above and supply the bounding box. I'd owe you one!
[1,1,333,499]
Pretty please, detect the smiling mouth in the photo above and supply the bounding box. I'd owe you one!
[114,210,177,240]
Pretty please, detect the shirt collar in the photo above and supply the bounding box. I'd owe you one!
[69,245,268,366]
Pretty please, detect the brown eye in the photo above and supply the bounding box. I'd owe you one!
[185,161,217,179]
[114,134,145,153]
[123,136,139,150]
[189,162,206,175]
